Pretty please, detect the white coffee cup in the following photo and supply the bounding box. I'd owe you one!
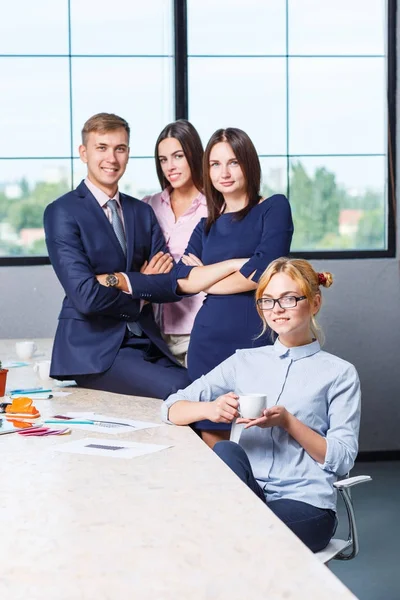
[33,360,52,384]
[15,340,37,360]
[238,394,267,419]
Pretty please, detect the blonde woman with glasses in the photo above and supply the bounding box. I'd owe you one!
[162,257,361,553]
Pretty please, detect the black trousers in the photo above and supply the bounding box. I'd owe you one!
[214,441,337,553]
[76,335,190,399]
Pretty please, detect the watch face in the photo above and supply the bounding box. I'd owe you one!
[106,274,119,287]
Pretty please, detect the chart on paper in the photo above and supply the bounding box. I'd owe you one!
[53,437,172,459]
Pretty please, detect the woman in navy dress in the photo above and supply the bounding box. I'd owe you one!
[176,128,293,446]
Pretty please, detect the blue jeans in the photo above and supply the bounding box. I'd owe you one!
[213,441,336,553]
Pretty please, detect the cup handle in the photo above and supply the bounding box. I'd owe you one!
[33,363,39,373]
[33,343,37,354]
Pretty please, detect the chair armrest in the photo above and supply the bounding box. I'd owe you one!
[334,475,372,489]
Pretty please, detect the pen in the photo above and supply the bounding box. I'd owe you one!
[16,393,53,400]
[45,419,95,425]
[45,418,136,427]
[10,388,52,395]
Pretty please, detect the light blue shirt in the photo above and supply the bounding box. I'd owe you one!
[162,339,361,511]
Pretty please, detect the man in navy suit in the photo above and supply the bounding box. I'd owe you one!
[44,113,190,398]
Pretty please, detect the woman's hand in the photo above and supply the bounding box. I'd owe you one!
[181,253,204,267]
[231,258,249,270]
[140,251,173,275]
[206,392,239,423]
[180,255,247,269]
[237,406,290,429]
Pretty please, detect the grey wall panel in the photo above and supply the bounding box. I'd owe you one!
[314,258,400,452]
[0,265,63,339]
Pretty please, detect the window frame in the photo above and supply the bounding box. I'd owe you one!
[0,0,396,266]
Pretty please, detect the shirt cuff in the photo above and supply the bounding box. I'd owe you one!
[121,272,133,295]
[120,273,144,312]
[160,401,174,425]
[319,437,336,473]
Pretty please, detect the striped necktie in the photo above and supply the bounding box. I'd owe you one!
[107,199,126,255]
[107,198,142,337]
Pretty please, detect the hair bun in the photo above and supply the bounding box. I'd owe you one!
[318,271,333,288]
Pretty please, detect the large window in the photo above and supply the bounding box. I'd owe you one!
[187,0,395,257]
[0,0,173,262]
[0,0,395,264]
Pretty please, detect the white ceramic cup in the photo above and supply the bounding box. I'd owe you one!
[33,360,52,383]
[15,340,37,360]
[238,394,267,419]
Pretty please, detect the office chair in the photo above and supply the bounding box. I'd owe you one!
[316,475,372,564]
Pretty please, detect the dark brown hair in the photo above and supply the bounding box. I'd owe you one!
[203,128,261,233]
[81,113,130,145]
[155,120,204,192]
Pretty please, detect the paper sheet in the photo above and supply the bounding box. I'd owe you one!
[62,412,162,435]
[53,437,172,459]
[55,380,77,388]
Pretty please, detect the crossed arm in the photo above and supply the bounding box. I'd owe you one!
[44,200,180,316]
[96,252,174,292]
[176,255,253,294]
[44,204,142,319]
[178,253,257,294]
[175,196,294,296]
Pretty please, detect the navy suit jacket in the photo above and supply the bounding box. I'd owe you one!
[44,180,182,378]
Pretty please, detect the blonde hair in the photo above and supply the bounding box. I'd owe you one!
[255,257,333,343]
[81,113,130,145]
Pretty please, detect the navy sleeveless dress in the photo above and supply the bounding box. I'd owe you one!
[175,194,293,430]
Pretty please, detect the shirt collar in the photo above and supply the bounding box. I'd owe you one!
[160,187,206,208]
[85,177,120,209]
[273,337,321,360]
[160,187,172,205]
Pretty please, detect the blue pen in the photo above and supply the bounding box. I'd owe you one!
[10,387,52,395]
[10,386,43,394]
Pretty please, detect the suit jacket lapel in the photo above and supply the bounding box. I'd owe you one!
[120,193,135,268]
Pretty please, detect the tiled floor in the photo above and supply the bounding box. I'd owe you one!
[330,460,400,600]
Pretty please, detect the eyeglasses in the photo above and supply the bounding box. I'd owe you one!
[256,295,307,310]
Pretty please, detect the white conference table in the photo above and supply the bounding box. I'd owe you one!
[0,339,357,600]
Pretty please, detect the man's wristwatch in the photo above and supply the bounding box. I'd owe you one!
[105,273,119,287]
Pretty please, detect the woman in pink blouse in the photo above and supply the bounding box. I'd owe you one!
[142,120,207,365]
